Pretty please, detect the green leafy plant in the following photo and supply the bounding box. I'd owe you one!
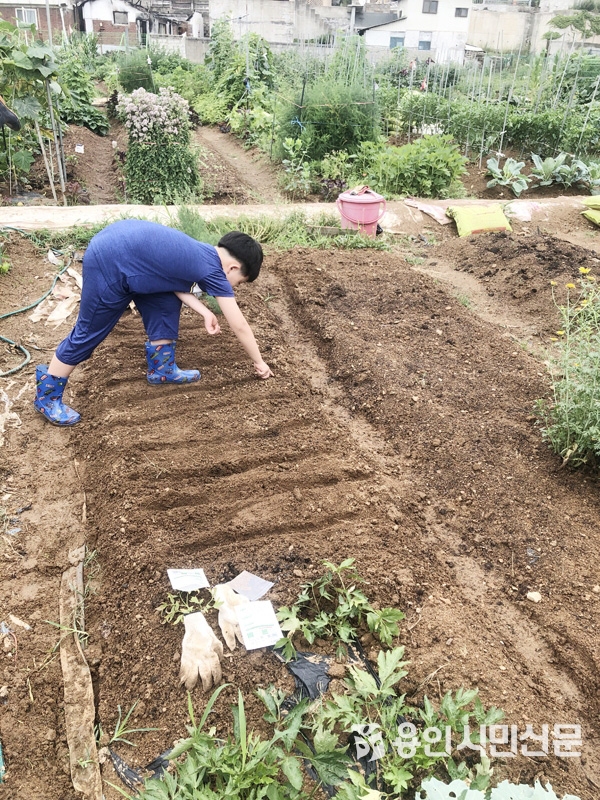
[530,152,568,186]
[96,700,158,747]
[486,157,531,197]
[0,242,10,275]
[56,43,109,134]
[277,78,379,163]
[580,160,600,194]
[117,87,201,204]
[136,686,350,799]
[0,22,61,190]
[355,135,467,199]
[536,270,600,467]
[117,48,155,93]
[317,150,358,200]
[278,137,314,200]
[551,157,589,188]
[156,591,214,625]
[275,558,404,661]
[309,648,502,797]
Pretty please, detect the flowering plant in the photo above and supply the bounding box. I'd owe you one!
[117,87,201,204]
[117,87,190,145]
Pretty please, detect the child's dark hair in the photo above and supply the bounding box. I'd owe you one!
[218,231,263,282]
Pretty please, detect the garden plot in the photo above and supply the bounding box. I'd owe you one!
[0,232,599,800]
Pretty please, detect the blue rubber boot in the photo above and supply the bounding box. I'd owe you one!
[145,341,200,385]
[33,365,80,426]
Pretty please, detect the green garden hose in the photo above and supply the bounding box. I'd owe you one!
[0,226,72,377]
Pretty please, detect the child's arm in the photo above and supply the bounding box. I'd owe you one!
[216,296,273,379]
[175,291,221,335]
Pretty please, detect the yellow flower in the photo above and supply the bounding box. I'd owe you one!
[550,280,557,286]
[579,267,591,274]
[550,337,558,341]
[589,276,596,282]
[565,283,576,289]
[557,330,565,336]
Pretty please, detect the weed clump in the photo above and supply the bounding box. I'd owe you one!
[537,270,600,467]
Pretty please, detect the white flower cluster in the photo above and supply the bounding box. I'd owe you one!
[117,87,190,144]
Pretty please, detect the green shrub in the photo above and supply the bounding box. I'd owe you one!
[506,108,567,156]
[277,79,379,162]
[395,93,506,153]
[355,134,467,198]
[561,101,600,156]
[193,92,230,125]
[56,48,109,135]
[118,87,200,203]
[117,49,155,93]
[153,63,208,105]
[536,271,600,467]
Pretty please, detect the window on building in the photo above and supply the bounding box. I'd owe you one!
[16,7,37,25]
[158,21,167,34]
[390,36,405,49]
[418,32,432,50]
[422,0,438,13]
[455,7,469,16]
[113,11,128,24]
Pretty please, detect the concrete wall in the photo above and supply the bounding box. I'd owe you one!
[148,32,210,60]
[208,0,331,43]
[468,5,600,54]
[468,7,531,51]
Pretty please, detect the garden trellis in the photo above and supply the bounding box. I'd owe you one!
[391,47,600,163]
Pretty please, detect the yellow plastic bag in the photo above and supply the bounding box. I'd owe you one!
[446,204,512,237]
[582,208,600,227]
[581,196,600,210]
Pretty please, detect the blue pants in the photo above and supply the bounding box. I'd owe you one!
[56,244,183,366]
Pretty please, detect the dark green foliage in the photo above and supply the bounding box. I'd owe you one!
[505,108,566,155]
[56,52,109,135]
[148,46,190,75]
[355,135,467,198]
[204,18,236,82]
[153,63,210,105]
[124,141,200,204]
[543,52,600,105]
[118,49,155,93]
[277,79,379,162]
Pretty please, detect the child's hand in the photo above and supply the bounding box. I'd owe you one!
[254,360,273,379]
[204,312,221,335]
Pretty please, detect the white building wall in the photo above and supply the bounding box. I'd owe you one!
[363,0,471,63]
[209,0,329,44]
[82,0,139,27]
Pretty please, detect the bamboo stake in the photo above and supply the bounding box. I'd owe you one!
[575,74,600,156]
[35,121,58,204]
[45,80,67,206]
[498,41,523,158]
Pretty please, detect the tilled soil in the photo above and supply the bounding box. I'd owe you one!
[1,224,599,799]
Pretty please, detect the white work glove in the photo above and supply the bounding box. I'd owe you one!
[179,611,224,691]
[212,584,250,651]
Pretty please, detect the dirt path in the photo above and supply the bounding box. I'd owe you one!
[1,182,600,798]
[195,126,287,205]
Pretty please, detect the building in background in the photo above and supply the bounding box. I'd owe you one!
[358,0,472,63]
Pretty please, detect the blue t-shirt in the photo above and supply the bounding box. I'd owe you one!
[87,219,235,298]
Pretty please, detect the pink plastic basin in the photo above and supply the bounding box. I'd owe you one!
[336,188,386,237]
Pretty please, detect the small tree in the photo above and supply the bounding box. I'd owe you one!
[548,9,600,39]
